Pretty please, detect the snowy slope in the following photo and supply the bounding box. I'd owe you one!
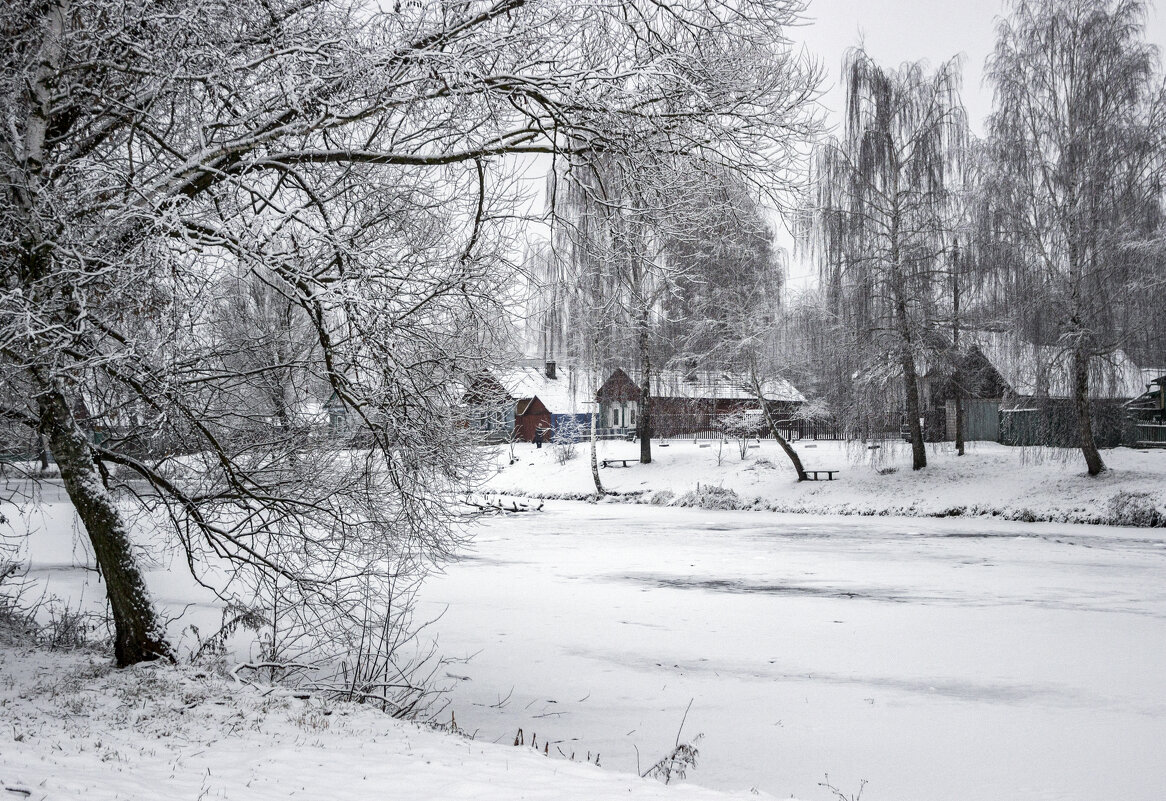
[0,645,773,801]
[482,438,1166,525]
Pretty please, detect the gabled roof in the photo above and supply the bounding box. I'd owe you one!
[973,331,1145,400]
[492,366,581,414]
[1139,369,1166,388]
[649,370,805,403]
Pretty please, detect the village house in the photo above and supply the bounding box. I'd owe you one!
[596,367,805,438]
[970,333,1147,448]
[1126,374,1166,447]
[463,361,592,443]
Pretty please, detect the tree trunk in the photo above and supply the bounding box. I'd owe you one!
[636,311,652,464]
[1072,345,1106,476]
[589,347,605,498]
[589,399,604,497]
[750,369,808,481]
[952,243,964,456]
[38,430,50,472]
[889,204,926,470]
[953,392,965,457]
[891,289,926,469]
[900,347,927,470]
[36,383,173,666]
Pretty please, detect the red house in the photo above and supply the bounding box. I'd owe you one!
[463,362,592,442]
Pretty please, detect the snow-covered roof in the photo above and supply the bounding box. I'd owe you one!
[1139,368,1166,389]
[494,366,582,414]
[649,370,805,403]
[972,332,1145,399]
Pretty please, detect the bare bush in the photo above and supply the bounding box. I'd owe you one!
[551,419,587,465]
[718,411,761,460]
[1108,491,1165,528]
[675,484,743,510]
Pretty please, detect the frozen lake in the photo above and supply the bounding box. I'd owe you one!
[6,485,1166,801]
[418,503,1166,801]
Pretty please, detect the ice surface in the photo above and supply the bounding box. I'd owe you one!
[4,476,1165,800]
[418,504,1166,801]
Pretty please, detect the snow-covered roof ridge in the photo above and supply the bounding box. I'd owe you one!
[648,369,805,403]
[494,365,582,413]
[966,330,1146,399]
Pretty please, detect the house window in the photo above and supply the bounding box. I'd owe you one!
[629,406,636,426]
[612,407,620,427]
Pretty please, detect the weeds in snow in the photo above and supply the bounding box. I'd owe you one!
[640,698,702,785]
[819,774,868,801]
[1,561,107,651]
[511,727,601,766]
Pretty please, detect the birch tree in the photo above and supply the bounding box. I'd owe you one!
[983,0,1163,475]
[805,50,969,470]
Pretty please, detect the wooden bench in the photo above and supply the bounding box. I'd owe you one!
[804,469,838,481]
[601,458,635,468]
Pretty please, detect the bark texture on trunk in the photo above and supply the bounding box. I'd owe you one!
[889,211,926,470]
[589,347,605,498]
[37,385,173,666]
[636,312,652,464]
[589,403,604,497]
[891,272,926,469]
[953,392,965,456]
[1072,346,1106,476]
[900,347,927,470]
[952,248,964,456]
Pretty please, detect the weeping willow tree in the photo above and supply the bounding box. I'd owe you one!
[804,50,969,470]
[981,0,1163,476]
[552,153,739,465]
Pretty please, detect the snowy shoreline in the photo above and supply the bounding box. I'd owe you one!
[0,644,766,801]
[481,439,1166,528]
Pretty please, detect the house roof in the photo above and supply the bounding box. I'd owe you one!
[1139,368,1166,388]
[494,366,581,414]
[972,332,1146,400]
[649,370,805,403]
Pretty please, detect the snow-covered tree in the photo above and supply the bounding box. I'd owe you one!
[1,0,823,667]
[804,50,970,470]
[980,0,1164,475]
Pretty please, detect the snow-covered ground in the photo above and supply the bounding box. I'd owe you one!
[4,478,1166,800]
[0,645,754,801]
[483,438,1166,525]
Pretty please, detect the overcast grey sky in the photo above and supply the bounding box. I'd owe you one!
[781,0,1166,292]
[795,0,1166,137]
[517,1,1166,290]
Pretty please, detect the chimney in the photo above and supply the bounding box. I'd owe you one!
[545,361,557,380]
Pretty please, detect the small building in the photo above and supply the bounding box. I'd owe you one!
[462,371,519,443]
[596,367,805,438]
[915,343,1011,442]
[1127,374,1166,447]
[463,361,591,443]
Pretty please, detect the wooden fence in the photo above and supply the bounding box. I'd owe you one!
[1135,422,1166,447]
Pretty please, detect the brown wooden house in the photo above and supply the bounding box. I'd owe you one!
[596,367,804,437]
[462,362,590,443]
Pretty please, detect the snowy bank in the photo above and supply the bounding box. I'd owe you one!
[481,439,1166,526]
[0,644,770,801]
